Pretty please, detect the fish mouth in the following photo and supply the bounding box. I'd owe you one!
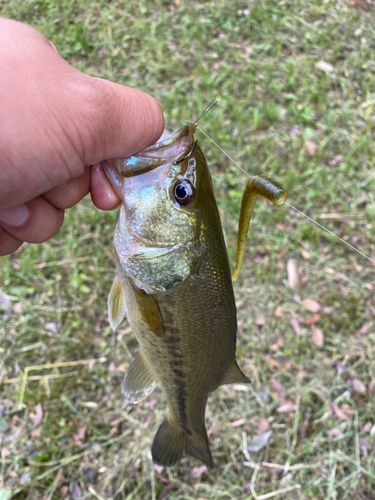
[104,131,195,179]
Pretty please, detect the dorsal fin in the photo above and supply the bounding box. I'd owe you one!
[122,350,158,404]
[108,275,127,331]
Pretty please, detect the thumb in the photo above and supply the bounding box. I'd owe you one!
[0,17,164,208]
[78,76,164,165]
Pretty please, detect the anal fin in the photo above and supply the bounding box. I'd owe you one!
[220,359,250,386]
[108,275,126,331]
[122,350,158,404]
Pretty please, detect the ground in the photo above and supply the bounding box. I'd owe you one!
[1,0,375,498]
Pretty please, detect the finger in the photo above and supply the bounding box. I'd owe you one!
[0,227,23,256]
[0,197,64,244]
[42,166,91,209]
[77,77,164,166]
[90,163,121,211]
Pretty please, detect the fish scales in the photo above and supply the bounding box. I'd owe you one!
[103,120,287,467]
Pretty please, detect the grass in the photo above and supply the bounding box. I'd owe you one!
[1,0,375,498]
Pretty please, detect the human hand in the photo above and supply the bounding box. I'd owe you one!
[0,18,164,256]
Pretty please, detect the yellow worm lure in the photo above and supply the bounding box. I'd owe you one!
[232,176,288,281]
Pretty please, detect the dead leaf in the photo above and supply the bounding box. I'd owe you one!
[60,486,69,496]
[190,465,207,478]
[277,402,298,413]
[287,259,299,289]
[305,140,318,156]
[29,403,43,427]
[311,325,324,347]
[329,154,345,166]
[264,356,280,369]
[74,426,86,446]
[274,306,283,318]
[243,481,251,493]
[359,437,372,457]
[30,428,41,438]
[19,472,31,485]
[146,398,158,410]
[290,317,301,334]
[159,483,177,499]
[353,260,363,272]
[269,378,287,399]
[247,430,272,452]
[255,315,266,326]
[153,464,164,475]
[119,326,132,335]
[341,404,355,415]
[108,362,116,373]
[302,299,321,312]
[336,362,350,374]
[207,423,218,436]
[69,480,83,500]
[300,275,309,285]
[13,302,23,313]
[300,248,311,260]
[270,339,283,351]
[355,322,372,335]
[0,400,14,414]
[315,60,334,72]
[230,418,246,427]
[363,422,373,433]
[326,428,342,438]
[351,379,367,394]
[257,418,269,434]
[330,403,353,421]
[296,370,308,381]
[84,467,97,485]
[0,289,12,312]
[304,314,321,325]
[44,322,61,333]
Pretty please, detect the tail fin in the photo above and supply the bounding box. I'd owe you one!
[151,418,213,468]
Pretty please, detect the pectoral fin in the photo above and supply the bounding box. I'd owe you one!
[108,275,127,331]
[131,283,165,336]
[220,360,250,386]
[122,350,158,404]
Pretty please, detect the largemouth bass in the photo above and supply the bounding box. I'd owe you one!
[103,116,287,468]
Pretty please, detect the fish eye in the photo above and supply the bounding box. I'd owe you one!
[173,179,194,206]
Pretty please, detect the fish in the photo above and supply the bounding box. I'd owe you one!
[102,113,287,468]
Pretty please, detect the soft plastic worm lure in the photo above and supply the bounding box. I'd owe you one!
[232,176,288,281]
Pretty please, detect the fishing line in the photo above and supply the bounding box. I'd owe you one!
[194,99,219,125]
[286,202,375,265]
[197,125,375,265]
